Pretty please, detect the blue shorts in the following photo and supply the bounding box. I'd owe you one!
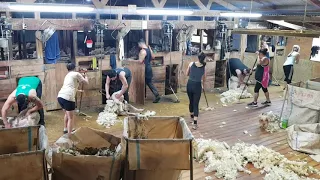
[57,97,76,111]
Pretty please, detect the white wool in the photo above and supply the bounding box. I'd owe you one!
[2,106,40,128]
[194,139,320,180]
[205,176,213,180]
[221,77,252,104]
[97,92,154,128]
[258,111,281,133]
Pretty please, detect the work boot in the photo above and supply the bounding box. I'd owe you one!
[153,96,161,103]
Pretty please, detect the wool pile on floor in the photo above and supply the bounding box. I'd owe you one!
[96,99,156,128]
[220,77,252,105]
[258,111,282,133]
[194,138,320,180]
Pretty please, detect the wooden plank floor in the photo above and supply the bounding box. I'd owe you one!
[181,99,320,180]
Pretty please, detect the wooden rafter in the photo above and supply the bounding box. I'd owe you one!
[92,0,109,9]
[151,0,167,8]
[207,0,214,9]
[308,0,320,8]
[16,0,36,3]
[213,0,239,11]
[193,0,208,10]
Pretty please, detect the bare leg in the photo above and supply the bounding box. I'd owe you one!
[63,111,68,130]
[66,110,74,136]
[264,92,270,102]
[254,92,259,103]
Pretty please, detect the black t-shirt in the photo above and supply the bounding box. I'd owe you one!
[228,58,248,76]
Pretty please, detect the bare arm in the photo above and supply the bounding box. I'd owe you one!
[186,62,192,76]
[118,72,129,96]
[138,49,147,64]
[1,91,16,127]
[148,46,155,60]
[27,96,44,115]
[77,72,88,84]
[202,67,207,89]
[295,54,300,64]
[105,76,111,98]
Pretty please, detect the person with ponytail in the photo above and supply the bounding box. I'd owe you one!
[248,48,271,107]
[186,52,206,130]
[57,62,88,136]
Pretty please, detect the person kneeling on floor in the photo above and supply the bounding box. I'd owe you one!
[248,48,271,107]
[1,76,44,128]
[57,63,89,136]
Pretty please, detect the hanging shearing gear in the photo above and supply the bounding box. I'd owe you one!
[161,21,174,52]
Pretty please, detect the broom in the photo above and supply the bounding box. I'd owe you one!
[237,57,259,104]
[76,83,90,117]
[202,88,214,111]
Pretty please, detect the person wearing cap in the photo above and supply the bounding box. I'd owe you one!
[1,76,44,128]
[57,63,89,135]
[105,67,132,102]
[138,39,161,103]
[283,45,300,90]
[226,50,252,88]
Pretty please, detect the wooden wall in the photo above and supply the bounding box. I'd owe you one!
[179,55,216,92]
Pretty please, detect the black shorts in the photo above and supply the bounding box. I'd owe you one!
[57,97,76,111]
[254,82,268,93]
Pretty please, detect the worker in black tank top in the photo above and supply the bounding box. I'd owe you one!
[186,52,206,130]
[105,67,132,102]
[138,39,160,103]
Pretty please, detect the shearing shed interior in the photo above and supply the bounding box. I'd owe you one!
[0,0,320,179]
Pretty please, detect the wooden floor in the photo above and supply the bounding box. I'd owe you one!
[180,99,320,180]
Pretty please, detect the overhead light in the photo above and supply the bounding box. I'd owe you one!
[137,8,193,16]
[220,12,262,18]
[267,20,305,30]
[8,4,94,13]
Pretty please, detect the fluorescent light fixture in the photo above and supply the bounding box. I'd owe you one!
[137,8,193,16]
[8,4,94,13]
[220,12,262,18]
[267,20,305,30]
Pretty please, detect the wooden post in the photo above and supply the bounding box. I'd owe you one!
[35,31,43,60]
[73,31,78,62]
[96,13,100,19]
[145,30,149,46]
[200,30,203,51]
[240,34,247,61]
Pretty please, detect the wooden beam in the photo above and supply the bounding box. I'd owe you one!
[151,0,167,8]
[16,0,36,3]
[10,18,223,30]
[308,0,320,8]
[213,0,239,11]
[159,0,168,8]
[92,0,109,9]
[207,0,213,10]
[232,29,320,38]
[35,31,43,59]
[193,0,208,10]
[151,0,161,8]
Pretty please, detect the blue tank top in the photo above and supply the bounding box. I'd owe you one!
[188,62,205,82]
[115,67,131,79]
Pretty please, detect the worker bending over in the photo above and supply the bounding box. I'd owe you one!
[105,67,132,102]
[226,50,251,88]
[1,76,44,128]
[138,39,161,103]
